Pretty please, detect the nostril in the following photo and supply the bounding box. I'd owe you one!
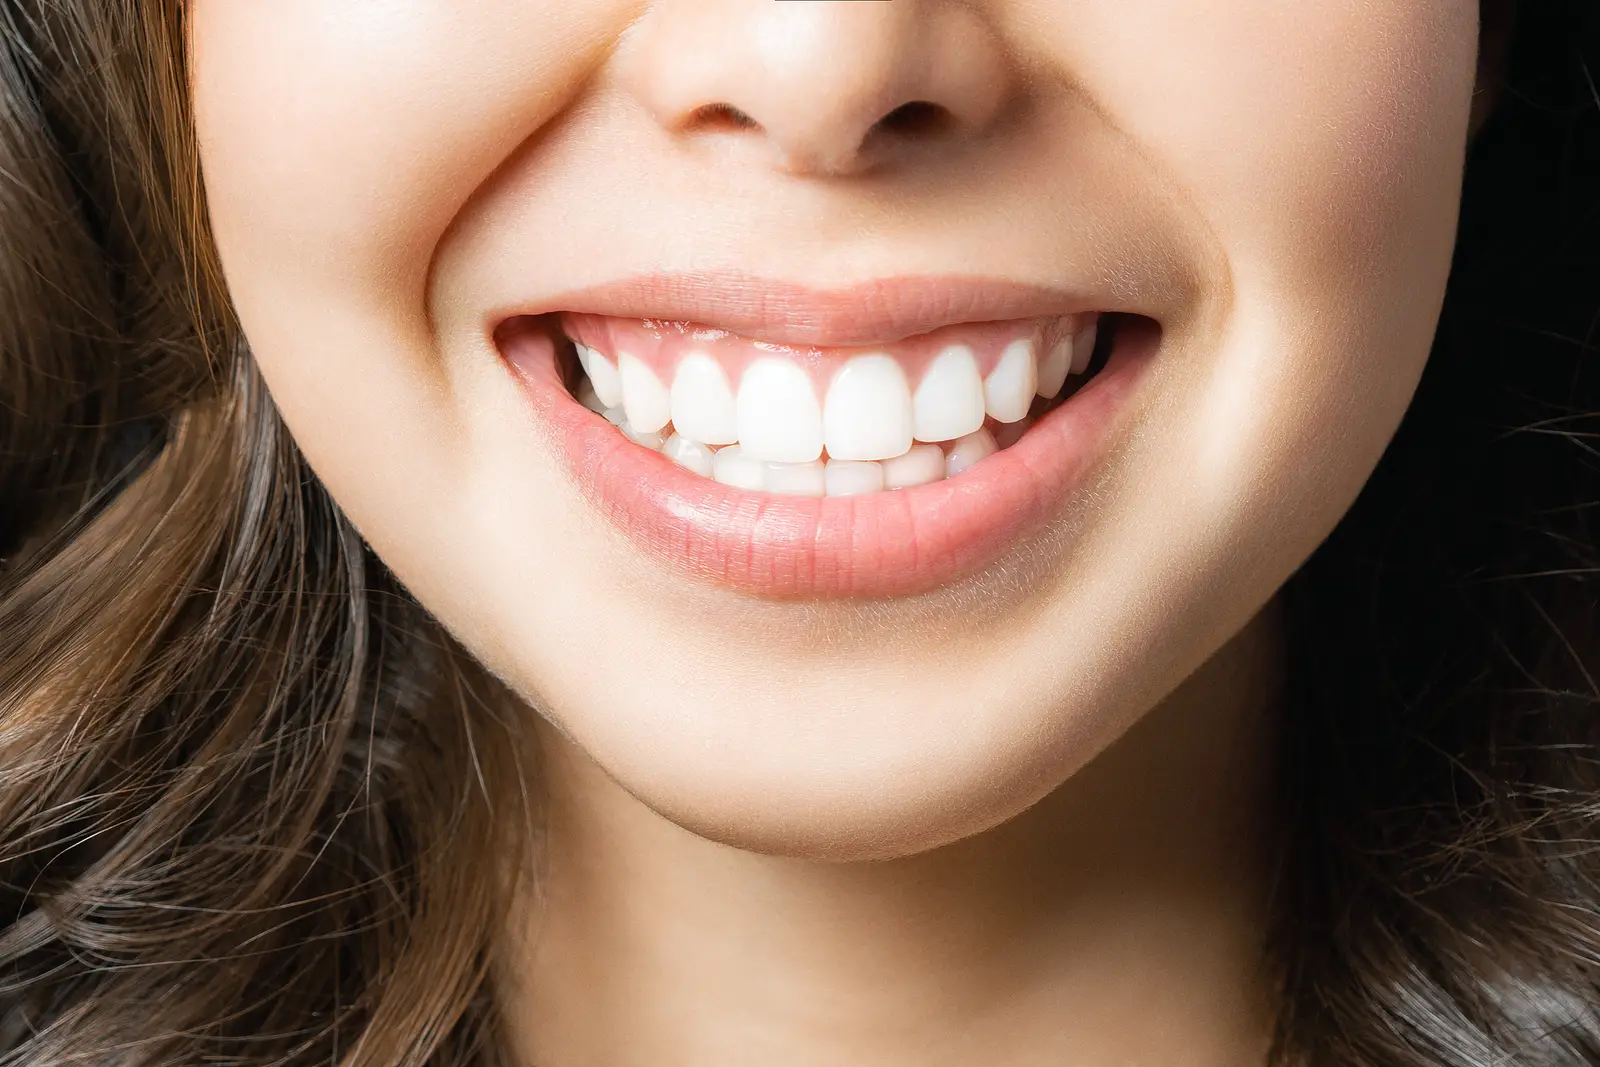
[684,102,763,135]
[873,101,954,139]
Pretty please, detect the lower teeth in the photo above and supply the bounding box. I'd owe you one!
[574,372,1057,497]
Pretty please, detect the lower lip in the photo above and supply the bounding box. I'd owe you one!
[501,323,1153,599]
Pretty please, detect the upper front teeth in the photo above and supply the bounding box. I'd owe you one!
[982,340,1038,424]
[912,347,986,444]
[572,319,1097,470]
[823,355,914,461]
[619,352,672,434]
[738,357,825,463]
[669,353,739,444]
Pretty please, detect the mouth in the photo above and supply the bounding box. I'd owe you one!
[496,277,1157,599]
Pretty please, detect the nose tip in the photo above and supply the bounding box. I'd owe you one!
[620,1,1013,177]
[678,96,964,178]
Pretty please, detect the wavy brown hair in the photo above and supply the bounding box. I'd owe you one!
[0,2,529,1064]
[0,1,1595,1065]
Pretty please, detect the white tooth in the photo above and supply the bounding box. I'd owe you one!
[670,353,739,445]
[585,347,623,408]
[822,355,913,461]
[575,377,606,414]
[763,460,826,497]
[664,433,716,477]
[712,445,765,491]
[912,346,986,443]
[622,424,665,451]
[1071,319,1099,375]
[603,406,627,426]
[880,443,946,490]
[825,460,885,497]
[945,429,998,477]
[1036,338,1071,399]
[736,357,823,463]
[984,340,1037,424]
[618,352,672,434]
[994,418,1031,449]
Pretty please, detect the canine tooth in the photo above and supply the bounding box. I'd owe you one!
[994,417,1031,449]
[584,346,623,408]
[737,357,823,463]
[880,443,946,490]
[712,445,765,490]
[945,429,998,477]
[912,346,986,443]
[671,353,739,445]
[823,355,913,461]
[619,353,671,434]
[1071,319,1099,375]
[664,433,716,477]
[825,460,885,497]
[984,340,1037,424]
[764,460,826,497]
[1037,338,1072,399]
[575,377,606,414]
[603,406,627,426]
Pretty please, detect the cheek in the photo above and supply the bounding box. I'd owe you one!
[191,1,628,294]
[1074,0,1479,521]
[188,0,638,561]
[1064,0,1479,265]
[188,0,637,499]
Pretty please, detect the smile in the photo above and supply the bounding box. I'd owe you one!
[497,277,1156,599]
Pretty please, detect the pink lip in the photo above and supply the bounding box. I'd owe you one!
[491,272,1099,348]
[496,286,1156,600]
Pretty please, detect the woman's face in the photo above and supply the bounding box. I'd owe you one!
[191,1,1479,858]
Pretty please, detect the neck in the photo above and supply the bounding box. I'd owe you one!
[500,602,1284,1066]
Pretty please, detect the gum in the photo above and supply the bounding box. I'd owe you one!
[559,312,1091,395]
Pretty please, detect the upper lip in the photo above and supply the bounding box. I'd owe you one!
[496,272,1102,348]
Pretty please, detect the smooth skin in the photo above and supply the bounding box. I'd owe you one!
[191,2,1480,1063]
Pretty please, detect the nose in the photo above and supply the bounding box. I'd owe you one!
[617,0,1014,177]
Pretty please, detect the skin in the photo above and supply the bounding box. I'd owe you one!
[190,1,1481,1062]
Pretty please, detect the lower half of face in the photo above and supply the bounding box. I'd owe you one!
[192,0,1479,858]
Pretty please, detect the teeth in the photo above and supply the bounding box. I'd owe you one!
[1071,319,1098,376]
[712,445,765,490]
[763,460,826,497]
[1036,338,1071,400]
[579,322,1088,495]
[737,357,823,463]
[945,429,998,477]
[881,443,946,490]
[912,346,986,443]
[576,377,606,414]
[670,353,739,445]
[664,433,716,477]
[984,340,1037,424]
[823,355,914,461]
[619,352,672,434]
[581,344,623,408]
[622,424,665,451]
[825,460,886,497]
